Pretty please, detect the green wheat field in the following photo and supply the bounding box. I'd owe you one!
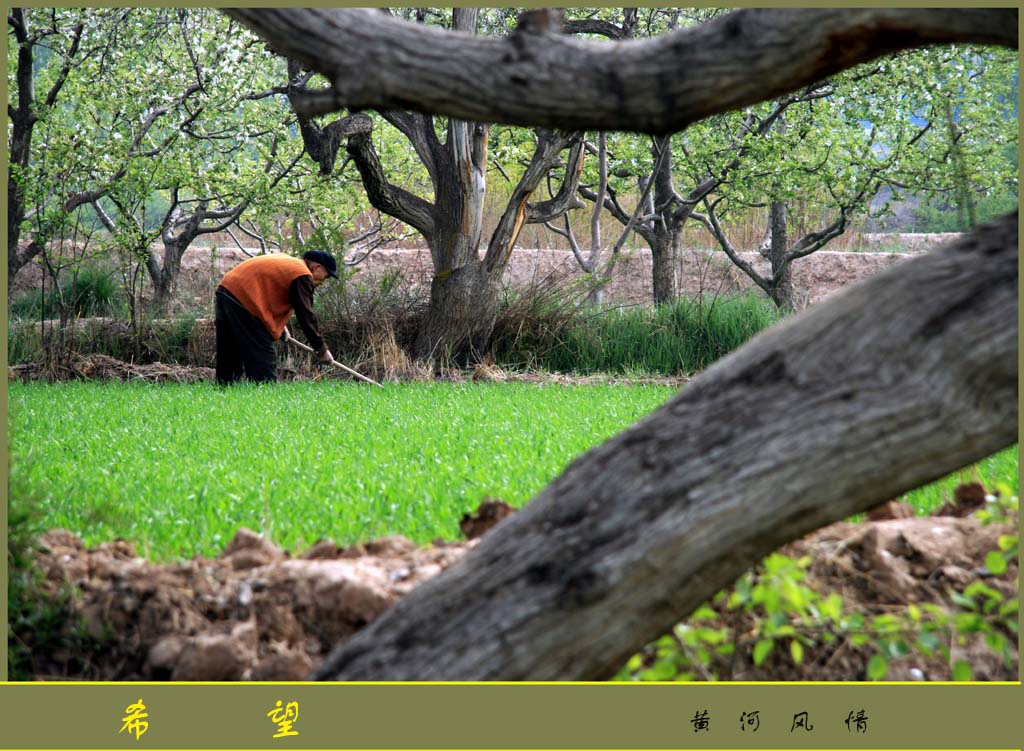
[8,380,1018,562]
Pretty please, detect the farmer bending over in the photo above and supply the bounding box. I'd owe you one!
[215,249,338,384]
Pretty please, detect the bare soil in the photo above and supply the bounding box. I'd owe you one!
[9,353,690,388]
[17,491,1017,682]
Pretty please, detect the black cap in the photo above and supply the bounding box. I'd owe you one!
[302,249,339,279]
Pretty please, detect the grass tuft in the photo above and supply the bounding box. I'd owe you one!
[497,293,781,376]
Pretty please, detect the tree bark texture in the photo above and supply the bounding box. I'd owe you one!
[411,115,491,359]
[649,232,681,305]
[149,240,188,312]
[313,213,1018,680]
[227,8,1016,134]
[8,11,44,285]
[7,9,37,284]
[415,263,502,363]
[648,136,679,304]
[768,201,794,312]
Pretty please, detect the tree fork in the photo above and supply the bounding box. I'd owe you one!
[315,213,1018,680]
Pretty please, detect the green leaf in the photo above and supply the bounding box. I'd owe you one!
[952,660,973,682]
[790,639,804,664]
[963,581,986,598]
[885,639,910,658]
[698,628,729,646]
[691,605,718,622]
[727,591,747,609]
[872,613,900,633]
[997,534,1017,552]
[781,578,805,608]
[950,592,977,611]
[846,612,865,630]
[907,604,921,622]
[763,553,791,575]
[984,631,1007,656]
[866,654,888,681]
[984,550,1008,575]
[643,659,678,682]
[764,610,784,628]
[821,593,844,625]
[955,612,984,633]
[753,638,774,666]
[917,631,940,656]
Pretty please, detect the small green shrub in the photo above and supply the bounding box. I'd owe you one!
[911,192,1018,233]
[6,317,202,367]
[617,482,1019,683]
[11,265,122,320]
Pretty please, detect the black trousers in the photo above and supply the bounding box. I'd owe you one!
[215,287,277,384]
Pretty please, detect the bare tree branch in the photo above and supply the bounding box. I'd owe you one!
[483,129,578,274]
[227,8,1016,134]
[525,137,586,222]
[346,129,436,237]
[701,197,775,299]
[42,22,83,107]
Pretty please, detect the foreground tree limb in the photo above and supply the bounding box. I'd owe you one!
[227,8,1015,134]
[313,213,1018,680]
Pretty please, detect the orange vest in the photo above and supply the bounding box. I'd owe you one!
[219,255,312,340]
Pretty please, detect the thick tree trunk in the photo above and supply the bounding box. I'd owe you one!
[146,239,189,314]
[414,262,500,363]
[314,212,1017,681]
[650,232,680,305]
[649,135,681,305]
[768,201,795,311]
[414,117,490,362]
[7,11,36,290]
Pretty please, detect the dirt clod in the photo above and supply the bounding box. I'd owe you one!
[934,481,988,517]
[866,499,915,521]
[171,622,258,681]
[250,650,316,682]
[459,498,516,540]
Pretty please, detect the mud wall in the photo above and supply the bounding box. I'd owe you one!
[13,237,960,311]
[340,246,920,309]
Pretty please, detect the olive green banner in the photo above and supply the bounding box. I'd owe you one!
[0,682,1021,748]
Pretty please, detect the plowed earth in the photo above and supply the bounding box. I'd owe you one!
[17,492,1017,682]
